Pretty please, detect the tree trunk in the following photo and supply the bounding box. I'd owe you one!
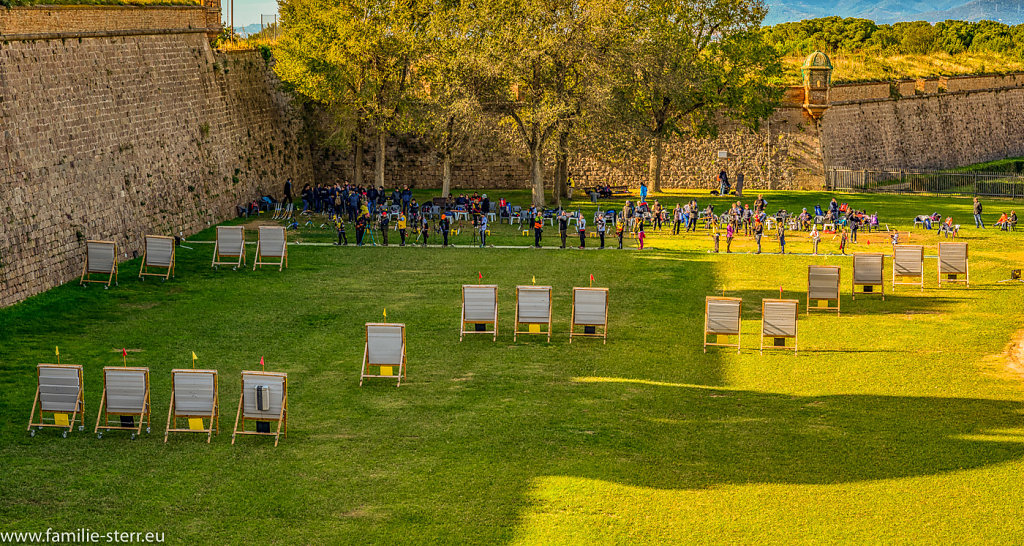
[648,135,665,193]
[441,149,452,198]
[554,130,569,208]
[531,140,546,208]
[353,137,363,187]
[375,131,386,189]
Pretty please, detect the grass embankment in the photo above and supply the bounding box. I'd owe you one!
[782,51,1024,85]
[2,190,1024,542]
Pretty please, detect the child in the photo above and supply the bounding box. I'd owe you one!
[638,218,646,250]
[777,224,786,254]
[421,215,430,247]
[754,219,763,254]
[725,222,735,253]
[839,229,848,255]
[810,225,820,255]
[711,220,720,253]
[397,212,407,246]
[616,216,625,249]
[335,218,348,246]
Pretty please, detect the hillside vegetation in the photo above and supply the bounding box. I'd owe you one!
[768,17,1024,83]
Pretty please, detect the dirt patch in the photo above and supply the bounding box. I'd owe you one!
[120,302,159,310]
[998,330,1024,381]
[242,219,285,230]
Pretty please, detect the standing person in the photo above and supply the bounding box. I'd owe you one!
[379,210,390,246]
[578,214,587,249]
[558,210,569,249]
[688,203,698,232]
[637,217,646,250]
[478,213,488,248]
[973,197,984,228]
[567,173,575,199]
[839,229,849,255]
[755,194,767,213]
[753,218,763,254]
[639,181,648,203]
[850,213,859,243]
[420,214,430,247]
[397,211,407,246]
[810,224,820,255]
[726,221,735,253]
[597,212,607,249]
[348,190,359,221]
[355,212,367,246]
[672,204,682,235]
[283,178,293,205]
[335,217,348,246]
[401,185,412,214]
[616,215,625,249]
[735,172,744,198]
[711,219,720,253]
[533,213,544,248]
[439,213,451,247]
[777,223,786,254]
[718,170,729,195]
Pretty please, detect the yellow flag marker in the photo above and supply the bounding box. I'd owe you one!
[188,418,204,431]
[532,276,536,285]
[191,351,197,369]
[54,413,69,427]
[55,346,60,365]
[383,308,387,320]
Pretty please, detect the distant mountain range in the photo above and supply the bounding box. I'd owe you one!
[233,24,265,37]
[765,0,1024,25]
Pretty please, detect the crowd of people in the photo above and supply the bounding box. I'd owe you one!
[274,178,1006,252]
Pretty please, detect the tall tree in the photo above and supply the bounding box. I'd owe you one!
[609,0,782,192]
[468,0,605,206]
[275,0,424,188]
[414,1,490,197]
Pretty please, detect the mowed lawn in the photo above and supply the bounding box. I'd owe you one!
[2,190,1024,543]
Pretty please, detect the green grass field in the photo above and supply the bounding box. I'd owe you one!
[3,190,1024,543]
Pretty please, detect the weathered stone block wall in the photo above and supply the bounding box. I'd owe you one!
[0,33,312,306]
[0,5,214,37]
[315,96,824,193]
[820,85,1024,171]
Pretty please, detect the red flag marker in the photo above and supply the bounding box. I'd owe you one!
[122,348,127,367]
[478,271,483,280]
[260,356,265,371]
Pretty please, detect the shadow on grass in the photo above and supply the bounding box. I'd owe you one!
[531,377,1024,489]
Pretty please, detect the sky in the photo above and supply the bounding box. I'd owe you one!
[228,0,279,28]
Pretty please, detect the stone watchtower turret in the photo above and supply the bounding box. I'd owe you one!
[801,51,832,120]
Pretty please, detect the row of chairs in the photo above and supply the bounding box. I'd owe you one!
[27,364,288,446]
[80,226,289,288]
[81,236,177,288]
[704,297,800,354]
[859,242,970,293]
[703,242,971,353]
[212,226,288,271]
[459,285,610,343]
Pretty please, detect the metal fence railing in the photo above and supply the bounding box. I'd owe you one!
[826,168,1024,198]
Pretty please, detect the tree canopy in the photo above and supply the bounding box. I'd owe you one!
[765,16,1024,57]
[274,0,782,202]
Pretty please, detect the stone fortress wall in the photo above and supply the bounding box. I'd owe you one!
[0,6,313,306]
[3,6,1024,306]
